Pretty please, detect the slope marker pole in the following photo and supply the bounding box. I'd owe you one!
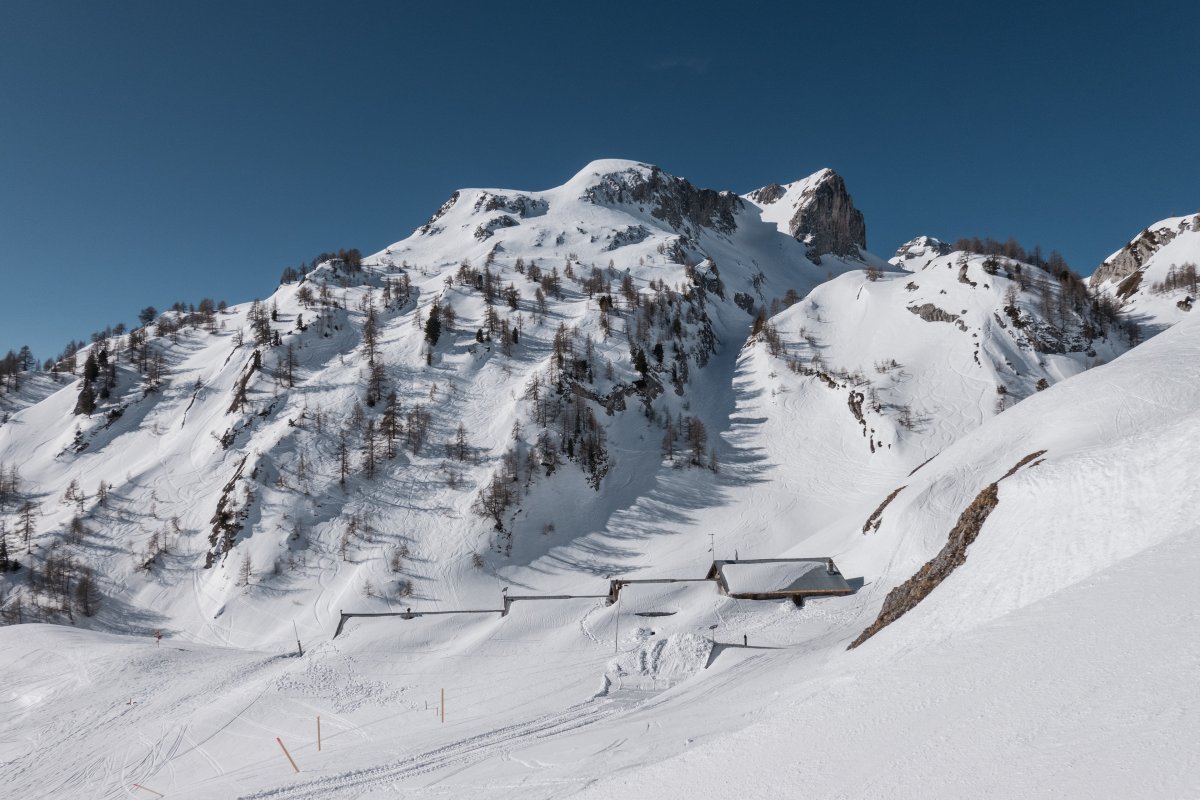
[317,716,322,751]
[441,687,445,723]
[614,591,621,654]
[277,737,300,773]
[131,784,165,798]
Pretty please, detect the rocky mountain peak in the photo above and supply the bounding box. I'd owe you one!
[787,170,867,260]
[746,169,867,262]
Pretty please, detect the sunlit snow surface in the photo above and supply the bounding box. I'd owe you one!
[2,163,1199,797]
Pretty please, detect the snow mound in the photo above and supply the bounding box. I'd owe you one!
[603,628,711,692]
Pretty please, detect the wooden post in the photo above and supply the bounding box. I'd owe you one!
[614,592,621,654]
[131,785,165,798]
[317,716,322,751]
[277,737,300,773]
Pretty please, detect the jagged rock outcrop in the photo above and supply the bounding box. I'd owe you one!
[747,182,787,205]
[473,191,548,218]
[786,171,867,260]
[908,303,960,323]
[582,163,742,236]
[417,190,460,235]
[891,236,952,270]
[606,224,651,251]
[1091,215,1200,288]
[474,214,519,241]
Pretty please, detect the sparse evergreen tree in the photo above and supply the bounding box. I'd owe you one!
[66,514,86,546]
[366,361,385,407]
[453,423,469,461]
[686,416,708,466]
[338,431,350,487]
[633,348,649,377]
[74,353,98,415]
[284,345,297,388]
[362,419,378,479]
[0,527,13,571]
[662,417,675,460]
[18,500,37,553]
[381,391,400,458]
[74,567,96,616]
[424,300,441,345]
[474,473,513,530]
[362,304,379,363]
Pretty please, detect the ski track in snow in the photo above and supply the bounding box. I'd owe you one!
[240,696,639,799]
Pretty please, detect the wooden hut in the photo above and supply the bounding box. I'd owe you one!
[706,558,852,606]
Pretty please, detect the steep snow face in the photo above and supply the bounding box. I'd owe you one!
[745,169,868,260]
[1090,213,1200,332]
[733,246,1133,521]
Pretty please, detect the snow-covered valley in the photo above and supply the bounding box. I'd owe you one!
[2,160,1198,798]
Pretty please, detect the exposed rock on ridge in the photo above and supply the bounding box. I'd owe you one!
[1091,215,1200,287]
[891,236,952,270]
[582,164,742,237]
[849,450,1046,649]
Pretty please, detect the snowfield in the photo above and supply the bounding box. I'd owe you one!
[1,160,1198,798]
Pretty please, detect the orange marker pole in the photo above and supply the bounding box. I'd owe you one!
[277,737,300,773]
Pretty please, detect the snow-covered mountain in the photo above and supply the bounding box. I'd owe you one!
[1,160,1196,799]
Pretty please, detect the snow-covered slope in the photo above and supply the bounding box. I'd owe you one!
[0,159,878,646]
[0,160,1194,798]
[576,290,1200,800]
[1090,212,1200,332]
[0,369,67,420]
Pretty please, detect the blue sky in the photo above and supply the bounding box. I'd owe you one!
[2,0,1197,361]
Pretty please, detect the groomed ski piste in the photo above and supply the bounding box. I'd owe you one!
[2,161,1199,798]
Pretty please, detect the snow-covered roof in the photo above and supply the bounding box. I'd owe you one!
[715,559,852,596]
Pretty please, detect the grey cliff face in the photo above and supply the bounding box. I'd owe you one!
[1091,225,1179,287]
[787,172,867,260]
[1091,215,1200,289]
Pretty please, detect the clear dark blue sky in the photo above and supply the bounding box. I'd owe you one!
[2,0,1197,361]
